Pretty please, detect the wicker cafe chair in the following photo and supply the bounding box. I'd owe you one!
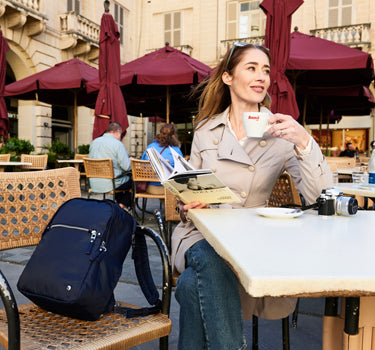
[131,159,166,224]
[20,154,48,170]
[83,157,131,202]
[268,172,302,208]
[0,168,172,350]
[0,153,10,172]
[74,153,88,189]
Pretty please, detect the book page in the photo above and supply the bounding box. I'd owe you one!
[169,147,195,175]
[146,148,173,182]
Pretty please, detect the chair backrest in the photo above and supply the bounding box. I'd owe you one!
[0,154,10,172]
[0,154,10,162]
[83,158,115,180]
[20,154,48,170]
[74,153,88,175]
[165,189,180,222]
[268,172,301,208]
[131,159,160,183]
[0,168,81,251]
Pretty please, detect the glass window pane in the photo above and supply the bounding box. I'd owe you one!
[239,15,249,38]
[249,1,260,10]
[342,0,352,5]
[120,8,124,25]
[67,0,73,11]
[240,2,250,12]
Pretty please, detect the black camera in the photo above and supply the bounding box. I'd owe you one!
[316,188,358,216]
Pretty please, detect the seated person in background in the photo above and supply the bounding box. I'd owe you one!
[339,142,356,157]
[89,122,132,209]
[370,140,375,154]
[141,123,183,195]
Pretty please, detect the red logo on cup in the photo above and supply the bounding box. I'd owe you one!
[247,115,260,121]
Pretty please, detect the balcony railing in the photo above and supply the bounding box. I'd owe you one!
[147,44,193,56]
[220,37,265,59]
[59,12,100,44]
[7,0,40,12]
[1,0,46,36]
[310,23,371,49]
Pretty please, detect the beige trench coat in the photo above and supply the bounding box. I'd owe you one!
[171,107,333,320]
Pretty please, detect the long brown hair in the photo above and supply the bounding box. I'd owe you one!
[155,123,180,147]
[194,44,272,129]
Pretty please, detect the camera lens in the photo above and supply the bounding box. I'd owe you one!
[336,196,358,215]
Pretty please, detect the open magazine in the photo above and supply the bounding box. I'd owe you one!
[146,147,240,205]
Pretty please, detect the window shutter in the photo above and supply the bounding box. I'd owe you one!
[173,12,181,46]
[227,1,238,39]
[74,0,80,15]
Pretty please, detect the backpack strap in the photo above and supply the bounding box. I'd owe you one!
[114,226,162,318]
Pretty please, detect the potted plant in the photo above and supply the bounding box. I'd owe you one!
[0,137,35,161]
[77,144,90,155]
[44,140,74,168]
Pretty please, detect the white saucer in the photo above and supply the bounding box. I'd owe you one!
[256,207,303,219]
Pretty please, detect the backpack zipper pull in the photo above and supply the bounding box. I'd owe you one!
[96,241,107,262]
[86,230,98,254]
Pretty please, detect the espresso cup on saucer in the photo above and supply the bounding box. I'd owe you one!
[242,112,270,138]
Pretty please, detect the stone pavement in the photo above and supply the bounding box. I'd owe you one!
[0,194,325,349]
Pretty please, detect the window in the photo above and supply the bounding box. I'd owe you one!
[226,1,266,39]
[114,3,124,46]
[328,0,352,27]
[67,0,80,15]
[164,12,181,47]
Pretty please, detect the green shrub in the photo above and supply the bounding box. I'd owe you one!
[0,138,35,160]
[44,140,73,158]
[77,144,90,155]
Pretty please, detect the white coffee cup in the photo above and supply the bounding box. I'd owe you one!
[242,112,270,138]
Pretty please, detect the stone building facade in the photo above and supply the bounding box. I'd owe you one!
[3,0,375,154]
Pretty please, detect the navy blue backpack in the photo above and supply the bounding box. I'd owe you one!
[17,198,161,321]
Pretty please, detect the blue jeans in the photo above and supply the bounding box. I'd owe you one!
[175,239,246,350]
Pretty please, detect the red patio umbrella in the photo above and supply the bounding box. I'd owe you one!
[0,29,9,140]
[260,0,303,119]
[5,58,98,149]
[92,2,128,140]
[286,30,374,124]
[87,44,211,123]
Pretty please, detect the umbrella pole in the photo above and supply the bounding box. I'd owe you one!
[326,109,330,156]
[302,95,307,127]
[74,91,77,152]
[166,86,170,123]
[319,107,323,147]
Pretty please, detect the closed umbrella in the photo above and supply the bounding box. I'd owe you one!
[260,0,303,119]
[92,1,128,139]
[0,28,9,140]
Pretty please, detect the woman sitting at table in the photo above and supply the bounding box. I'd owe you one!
[172,42,333,349]
[141,123,183,194]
